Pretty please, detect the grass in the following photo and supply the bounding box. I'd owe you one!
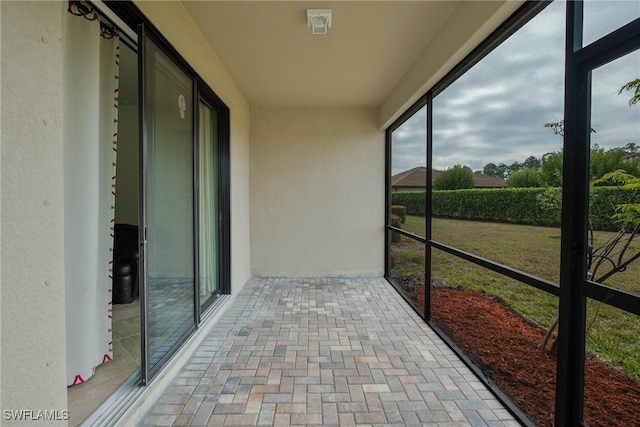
[402,215,426,237]
[391,215,640,378]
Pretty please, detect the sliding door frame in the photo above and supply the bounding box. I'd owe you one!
[104,0,231,385]
[138,22,200,383]
[195,90,231,315]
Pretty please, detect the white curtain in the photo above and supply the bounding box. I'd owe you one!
[63,10,119,386]
[199,104,217,301]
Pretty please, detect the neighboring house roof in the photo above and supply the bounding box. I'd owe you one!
[467,172,508,188]
[391,166,428,187]
[391,166,507,189]
[623,153,640,162]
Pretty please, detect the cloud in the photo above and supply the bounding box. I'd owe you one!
[391,1,639,175]
[391,106,426,174]
[591,53,640,148]
[583,1,640,46]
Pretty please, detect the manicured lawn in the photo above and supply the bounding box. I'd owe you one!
[392,215,640,378]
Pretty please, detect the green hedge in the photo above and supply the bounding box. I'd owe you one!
[391,192,427,216]
[391,205,407,223]
[432,188,560,226]
[390,214,402,242]
[591,187,639,231]
[390,213,402,228]
[391,187,637,231]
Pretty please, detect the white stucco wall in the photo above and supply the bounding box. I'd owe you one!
[135,1,252,293]
[1,1,68,423]
[250,107,385,277]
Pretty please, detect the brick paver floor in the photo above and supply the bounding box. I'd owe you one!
[141,277,520,426]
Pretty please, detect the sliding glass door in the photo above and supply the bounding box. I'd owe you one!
[121,12,231,384]
[198,101,219,311]
[140,31,196,381]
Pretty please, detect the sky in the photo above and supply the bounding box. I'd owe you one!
[391,0,640,175]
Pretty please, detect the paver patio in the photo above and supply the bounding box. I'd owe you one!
[140,277,520,426]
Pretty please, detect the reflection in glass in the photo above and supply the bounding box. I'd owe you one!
[430,249,558,426]
[390,106,427,238]
[389,231,425,316]
[431,1,564,282]
[199,102,219,311]
[145,40,195,369]
[589,51,640,298]
[583,0,640,48]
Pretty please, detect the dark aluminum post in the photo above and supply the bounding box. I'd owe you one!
[556,1,588,425]
[425,95,433,320]
[385,127,392,279]
[137,21,150,386]
[193,82,201,323]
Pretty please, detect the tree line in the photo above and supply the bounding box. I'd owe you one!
[435,143,640,191]
[479,142,640,188]
[434,79,640,190]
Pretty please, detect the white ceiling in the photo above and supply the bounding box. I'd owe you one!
[181,1,460,108]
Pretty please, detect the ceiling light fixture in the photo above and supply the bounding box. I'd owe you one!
[307,9,332,35]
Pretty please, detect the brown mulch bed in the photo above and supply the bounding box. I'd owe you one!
[409,285,640,427]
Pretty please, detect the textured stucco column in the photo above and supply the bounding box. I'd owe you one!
[1,1,68,423]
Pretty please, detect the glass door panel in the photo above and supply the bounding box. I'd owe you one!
[141,32,196,379]
[198,101,219,311]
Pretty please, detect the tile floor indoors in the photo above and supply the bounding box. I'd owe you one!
[139,277,520,426]
[67,299,141,426]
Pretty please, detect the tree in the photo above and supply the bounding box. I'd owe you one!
[540,151,563,187]
[543,119,597,137]
[483,163,502,178]
[507,161,523,176]
[590,145,640,182]
[523,155,542,170]
[622,142,639,155]
[537,147,639,187]
[619,78,640,106]
[543,170,640,352]
[433,165,474,190]
[483,156,541,180]
[507,168,543,188]
[596,170,640,228]
[543,120,566,137]
[497,163,509,179]
[482,162,510,179]
[543,79,640,352]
